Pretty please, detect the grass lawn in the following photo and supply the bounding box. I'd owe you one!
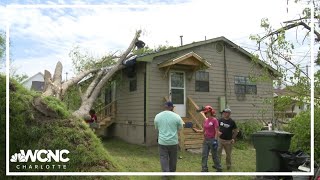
[103,138,256,180]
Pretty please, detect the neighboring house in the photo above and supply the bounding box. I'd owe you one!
[274,88,309,120]
[21,72,44,92]
[96,36,279,149]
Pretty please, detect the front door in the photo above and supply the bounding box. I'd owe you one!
[169,71,186,117]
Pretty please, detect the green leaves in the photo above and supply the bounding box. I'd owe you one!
[260,18,270,28]
[12,73,29,83]
[274,96,294,112]
[285,108,320,162]
[132,44,174,55]
[0,32,5,70]
[237,120,264,141]
[0,32,4,59]
[69,46,117,74]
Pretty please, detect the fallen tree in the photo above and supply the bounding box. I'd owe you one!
[42,30,142,118]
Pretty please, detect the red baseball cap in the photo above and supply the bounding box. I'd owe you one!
[202,105,216,115]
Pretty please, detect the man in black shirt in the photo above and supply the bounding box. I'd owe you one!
[217,108,239,170]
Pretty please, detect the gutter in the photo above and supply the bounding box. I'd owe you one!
[143,62,147,144]
[224,43,228,107]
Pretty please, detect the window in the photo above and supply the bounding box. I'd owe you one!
[31,81,44,91]
[234,76,257,94]
[195,71,209,92]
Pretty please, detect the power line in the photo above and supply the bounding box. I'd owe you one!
[237,42,311,55]
[296,49,311,64]
[239,45,312,58]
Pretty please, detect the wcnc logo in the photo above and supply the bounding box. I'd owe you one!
[10,149,70,170]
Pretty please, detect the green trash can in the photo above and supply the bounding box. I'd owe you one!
[252,130,293,172]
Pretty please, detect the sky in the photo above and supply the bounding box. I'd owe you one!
[0,0,312,80]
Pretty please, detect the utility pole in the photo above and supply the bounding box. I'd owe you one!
[65,72,68,81]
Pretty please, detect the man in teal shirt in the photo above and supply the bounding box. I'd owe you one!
[154,101,183,172]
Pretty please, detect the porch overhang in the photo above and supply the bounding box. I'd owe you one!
[158,52,211,78]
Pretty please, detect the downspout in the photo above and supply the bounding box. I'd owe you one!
[223,43,228,107]
[143,62,147,144]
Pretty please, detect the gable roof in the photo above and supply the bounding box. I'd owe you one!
[137,36,280,77]
[158,51,211,69]
[21,72,44,84]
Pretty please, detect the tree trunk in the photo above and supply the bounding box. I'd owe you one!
[72,30,142,118]
[43,63,100,99]
[43,70,54,96]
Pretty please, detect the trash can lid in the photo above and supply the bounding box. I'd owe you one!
[252,130,293,137]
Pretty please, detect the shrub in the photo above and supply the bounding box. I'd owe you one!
[236,120,264,141]
[284,108,320,163]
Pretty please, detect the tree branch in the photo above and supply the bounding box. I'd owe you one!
[61,68,100,98]
[270,49,310,78]
[83,69,106,99]
[260,21,320,42]
[283,16,309,23]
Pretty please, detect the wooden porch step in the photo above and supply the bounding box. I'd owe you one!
[184,133,204,140]
[183,128,198,134]
[99,121,114,127]
[99,117,112,126]
[180,128,204,150]
[184,139,203,145]
[185,144,203,149]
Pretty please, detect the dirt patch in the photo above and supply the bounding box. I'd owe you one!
[187,148,202,154]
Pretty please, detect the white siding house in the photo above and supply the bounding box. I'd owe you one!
[21,72,44,91]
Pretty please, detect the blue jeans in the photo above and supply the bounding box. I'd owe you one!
[158,144,178,172]
[202,138,222,171]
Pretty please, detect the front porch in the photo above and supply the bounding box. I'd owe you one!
[158,52,211,151]
[164,96,206,151]
[95,100,117,136]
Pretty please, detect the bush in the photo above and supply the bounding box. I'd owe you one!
[284,108,320,163]
[236,120,264,141]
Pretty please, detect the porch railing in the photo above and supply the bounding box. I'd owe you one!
[96,100,117,125]
[163,96,169,103]
[187,97,206,129]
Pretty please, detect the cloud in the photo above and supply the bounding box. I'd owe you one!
[4,0,307,77]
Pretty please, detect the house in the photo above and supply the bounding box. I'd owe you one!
[274,87,309,121]
[21,72,44,92]
[96,36,279,149]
